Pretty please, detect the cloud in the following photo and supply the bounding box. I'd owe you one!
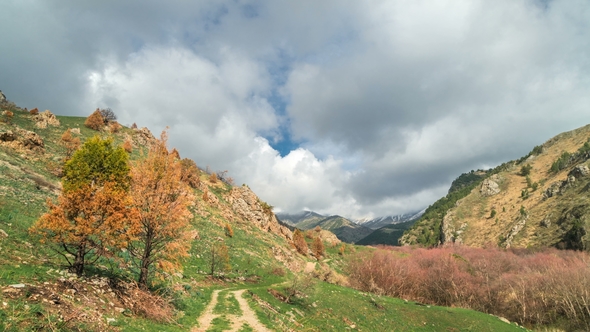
[2,0,590,219]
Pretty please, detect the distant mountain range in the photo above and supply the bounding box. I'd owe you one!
[355,210,425,230]
[276,210,424,244]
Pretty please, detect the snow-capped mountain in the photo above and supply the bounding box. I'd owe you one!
[355,209,425,230]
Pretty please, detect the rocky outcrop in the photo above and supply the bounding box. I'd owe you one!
[226,186,293,241]
[544,166,589,199]
[0,128,44,151]
[480,177,501,197]
[569,165,590,179]
[133,127,156,147]
[33,110,60,128]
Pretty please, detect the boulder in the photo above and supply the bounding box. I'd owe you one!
[480,179,500,196]
[544,182,562,198]
[568,165,590,179]
[0,131,16,142]
[18,129,44,149]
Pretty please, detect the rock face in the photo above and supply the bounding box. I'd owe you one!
[480,177,500,197]
[226,186,293,241]
[569,165,590,179]
[133,127,156,147]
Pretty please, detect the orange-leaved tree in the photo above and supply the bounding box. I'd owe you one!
[293,229,308,255]
[312,235,325,259]
[31,136,137,275]
[128,131,194,288]
[84,109,105,130]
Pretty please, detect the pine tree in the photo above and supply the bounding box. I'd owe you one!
[31,137,137,275]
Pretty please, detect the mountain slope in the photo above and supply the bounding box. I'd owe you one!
[277,212,373,243]
[401,123,590,250]
[356,219,417,245]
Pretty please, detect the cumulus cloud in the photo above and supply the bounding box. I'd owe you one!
[2,0,590,219]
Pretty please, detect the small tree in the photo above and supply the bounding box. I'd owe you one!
[99,108,117,124]
[31,182,138,275]
[128,131,193,288]
[180,158,201,188]
[338,244,346,256]
[31,137,136,275]
[490,209,497,219]
[61,129,81,158]
[123,140,133,153]
[225,223,234,238]
[208,242,230,276]
[519,164,532,177]
[209,172,218,183]
[293,229,308,255]
[312,236,325,259]
[85,109,105,130]
[62,136,130,192]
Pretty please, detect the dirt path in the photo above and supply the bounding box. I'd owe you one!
[192,289,273,332]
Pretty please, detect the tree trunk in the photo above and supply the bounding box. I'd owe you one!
[73,244,86,276]
[138,235,153,289]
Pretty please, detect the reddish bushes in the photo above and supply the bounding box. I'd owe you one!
[347,245,590,330]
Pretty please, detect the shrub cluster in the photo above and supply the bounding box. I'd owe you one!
[347,246,590,330]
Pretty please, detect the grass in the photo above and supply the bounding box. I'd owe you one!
[246,280,526,332]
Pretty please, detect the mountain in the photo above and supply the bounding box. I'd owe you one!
[276,212,373,243]
[356,219,417,245]
[401,123,590,250]
[355,210,425,230]
[275,210,324,225]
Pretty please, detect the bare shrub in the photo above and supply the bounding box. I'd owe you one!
[99,107,117,124]
[347,245,590,329]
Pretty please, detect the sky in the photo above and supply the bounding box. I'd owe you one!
[1,0,590,219]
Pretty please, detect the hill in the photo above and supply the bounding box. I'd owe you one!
[356,219,417,246]
[0,99,523,331]
[277,212,373,243]
[401,123,590,249]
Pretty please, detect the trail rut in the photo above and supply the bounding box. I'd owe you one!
[192,289,273,332]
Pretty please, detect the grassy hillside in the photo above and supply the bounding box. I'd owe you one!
[0,102,523,331]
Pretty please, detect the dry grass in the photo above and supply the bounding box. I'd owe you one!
[448,124,590,248]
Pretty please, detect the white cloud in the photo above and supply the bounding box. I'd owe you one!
[3,0,590,219]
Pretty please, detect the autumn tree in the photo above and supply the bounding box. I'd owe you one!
[293,229,308,255]
[61,128,81,158]
[225,223,234,238]
[31,137,136,275]
[180,158,201,188]
[84,109,105,130]
[128,131,194,288]
[123,140,133,153]
[312,236,325,259]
